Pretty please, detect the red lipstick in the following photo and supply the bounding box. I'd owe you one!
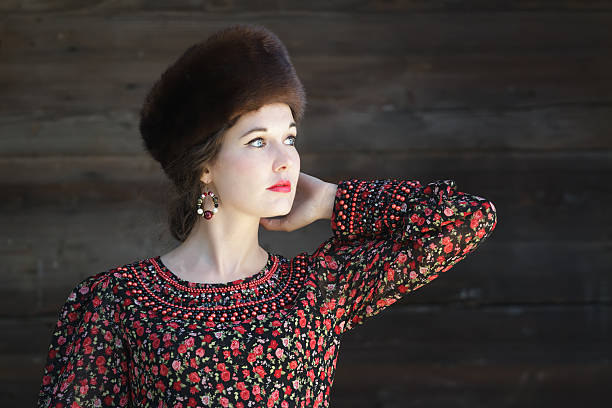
[267,180,291,192]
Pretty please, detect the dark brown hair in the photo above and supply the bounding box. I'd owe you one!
[161,116,241,243]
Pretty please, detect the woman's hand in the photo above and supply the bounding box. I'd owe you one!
[259,171,337,232]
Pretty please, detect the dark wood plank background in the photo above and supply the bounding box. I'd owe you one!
[1,1,610,407]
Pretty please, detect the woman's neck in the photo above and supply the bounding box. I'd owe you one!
[160,217,268,284]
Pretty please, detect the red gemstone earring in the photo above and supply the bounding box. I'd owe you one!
[196,184,219,220]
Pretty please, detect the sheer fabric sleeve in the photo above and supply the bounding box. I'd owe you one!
[37,271,132,408]
[308,178,498,335]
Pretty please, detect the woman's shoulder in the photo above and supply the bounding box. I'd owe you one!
[64,256,147,305]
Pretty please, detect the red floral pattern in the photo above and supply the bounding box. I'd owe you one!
[37,178,497,407]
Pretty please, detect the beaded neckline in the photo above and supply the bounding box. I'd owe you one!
[122,252,307,322]
[149,252,278,292]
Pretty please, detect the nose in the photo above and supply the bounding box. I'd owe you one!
[273,143,295,172]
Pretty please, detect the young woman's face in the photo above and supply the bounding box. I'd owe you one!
[203,102,300,219]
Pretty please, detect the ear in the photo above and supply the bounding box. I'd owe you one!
[199,167,212,184]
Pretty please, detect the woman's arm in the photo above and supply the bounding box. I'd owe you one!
[308,178,497,335]
[318,181,338,221]
[37,272,132,407]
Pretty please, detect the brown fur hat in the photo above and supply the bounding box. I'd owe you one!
[139,23,306,171]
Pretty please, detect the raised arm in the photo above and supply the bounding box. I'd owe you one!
[308,178,497,334]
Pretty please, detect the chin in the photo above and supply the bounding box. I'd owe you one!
[278,204,292,215]
[260,201,291,218]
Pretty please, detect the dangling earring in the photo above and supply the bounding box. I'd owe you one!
[196,184,219,220]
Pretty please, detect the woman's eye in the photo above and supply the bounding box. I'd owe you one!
[248,138,265,147]
[248,135,298,147]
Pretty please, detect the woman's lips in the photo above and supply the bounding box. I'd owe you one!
[267,184,291,192]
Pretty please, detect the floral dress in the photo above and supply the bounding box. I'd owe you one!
[37,178,497,408]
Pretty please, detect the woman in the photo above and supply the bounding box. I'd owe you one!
[37,24,497,408]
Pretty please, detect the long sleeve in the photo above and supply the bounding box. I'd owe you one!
[308,178,498,335]
[37,271,132,408]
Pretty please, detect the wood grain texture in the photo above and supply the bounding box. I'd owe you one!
[3,0,612,13]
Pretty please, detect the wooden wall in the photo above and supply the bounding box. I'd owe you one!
[1,1,610,406]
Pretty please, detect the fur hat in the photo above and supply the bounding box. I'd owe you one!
[139,23,307,171]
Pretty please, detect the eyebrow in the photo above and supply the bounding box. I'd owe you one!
[240,122,296,138]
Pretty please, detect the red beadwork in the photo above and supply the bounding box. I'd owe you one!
[151,256,280,294]
[125,255,306,322]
